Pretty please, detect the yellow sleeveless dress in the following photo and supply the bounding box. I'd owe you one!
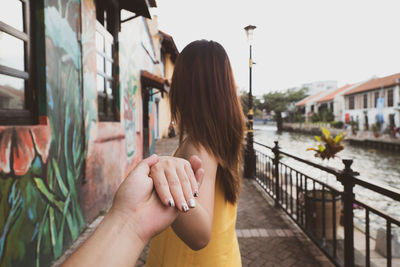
[146,177,241,267]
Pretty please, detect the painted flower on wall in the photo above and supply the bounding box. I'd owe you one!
[0,125,51,176]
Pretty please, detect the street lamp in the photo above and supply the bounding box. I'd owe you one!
[243,25,256,179]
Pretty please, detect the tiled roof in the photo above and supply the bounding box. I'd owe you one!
[295,91,325,106]
[317,84,353,103]
[344,72,400,96]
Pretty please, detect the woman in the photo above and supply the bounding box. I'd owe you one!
[146,40,245,267]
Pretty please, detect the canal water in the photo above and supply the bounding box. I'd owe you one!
[254,124,400,236]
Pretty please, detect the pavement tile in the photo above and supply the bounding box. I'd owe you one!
[242,229,251,238]
[236,229,243,237]
[276,229,285,237]
[284,229,294,236]
[259,228,268,237]
[250,229,259,237]
[267,229,276,237]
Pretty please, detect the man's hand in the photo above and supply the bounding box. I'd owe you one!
[110,154,204,243]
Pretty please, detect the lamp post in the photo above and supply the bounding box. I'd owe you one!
[243,25,256,179]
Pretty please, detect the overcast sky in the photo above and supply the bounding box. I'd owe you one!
[153,0,400,97]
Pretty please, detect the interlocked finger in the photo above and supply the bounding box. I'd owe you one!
[184,162,199,197]
[150,168,175,208]
[176,163,196,208]
[165,168,190,212]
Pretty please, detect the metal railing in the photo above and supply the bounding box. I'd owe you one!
[253,140,400,267]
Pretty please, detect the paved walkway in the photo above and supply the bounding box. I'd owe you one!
[136,137,333,267]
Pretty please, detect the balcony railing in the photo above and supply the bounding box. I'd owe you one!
[253,140,400,267]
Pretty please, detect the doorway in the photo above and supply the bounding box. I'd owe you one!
[140,70,168,159]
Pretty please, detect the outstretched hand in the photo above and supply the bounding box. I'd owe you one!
[149,155,205,213]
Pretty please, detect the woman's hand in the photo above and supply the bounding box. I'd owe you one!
[149,156,205,213]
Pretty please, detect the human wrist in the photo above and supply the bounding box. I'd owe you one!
[107,207,149,248]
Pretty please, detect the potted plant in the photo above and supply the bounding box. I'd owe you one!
[350,121,358,135]
[305,128,345,240]
[371,122,382,138]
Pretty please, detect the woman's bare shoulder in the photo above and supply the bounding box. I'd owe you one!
[176,140,218,169]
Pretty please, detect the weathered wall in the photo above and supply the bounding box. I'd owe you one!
[0,0,160,265]
[0,1,85,266]
[158,53,175,138]
[158,94,171,138]
[119,16,158,158]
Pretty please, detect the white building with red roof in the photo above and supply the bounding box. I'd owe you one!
[343,73,400,130]
[316,81,371,122]
[295,81,338,122]
[295,90,332,122]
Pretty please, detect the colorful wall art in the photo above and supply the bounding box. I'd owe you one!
[0,0,161,266]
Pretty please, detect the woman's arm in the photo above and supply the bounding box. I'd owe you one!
[172,143,218,250]
[149,142,218,250]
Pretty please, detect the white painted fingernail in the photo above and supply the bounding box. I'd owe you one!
[168,199,175,207]
[182,202,189,212]
[194,190,199,197]
[188,198,196,208]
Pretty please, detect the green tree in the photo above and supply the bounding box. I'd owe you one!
[239,90,262,117]
[259,87,308,132]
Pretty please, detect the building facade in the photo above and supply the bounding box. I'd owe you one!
[0,0,177,266]
[343,73,400,130]
[296,80,338,122]
[295,90,328,122]
[315,83,367,122]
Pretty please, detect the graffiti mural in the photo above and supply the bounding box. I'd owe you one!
[124,82,138,160]
[43,0,86,261]
[0,1,85,266]
[120,17,158,162]
[0,0,163,266]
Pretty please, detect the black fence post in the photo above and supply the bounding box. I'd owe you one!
[338,159,359,267]
[272,141,280,207]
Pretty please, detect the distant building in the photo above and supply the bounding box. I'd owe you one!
[145,17,179,141]
[157,30,179,138]
[343,73,400,130]
[302,80,337,95]
[316,82,370,122]
[296,90,331,122]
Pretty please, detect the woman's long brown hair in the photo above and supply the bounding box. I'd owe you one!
[169,40,245,204]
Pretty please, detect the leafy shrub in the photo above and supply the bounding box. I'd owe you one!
[311,113,320,122]
[331,121,344,129]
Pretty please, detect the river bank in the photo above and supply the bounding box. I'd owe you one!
[282,122,400,152]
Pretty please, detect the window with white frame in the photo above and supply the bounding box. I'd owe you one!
[387,89,393,107]
[374,91,379,108]
[349,95,355,110]
[363,94,368,109]
[0,0,37,124]
[95,0,119,121]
